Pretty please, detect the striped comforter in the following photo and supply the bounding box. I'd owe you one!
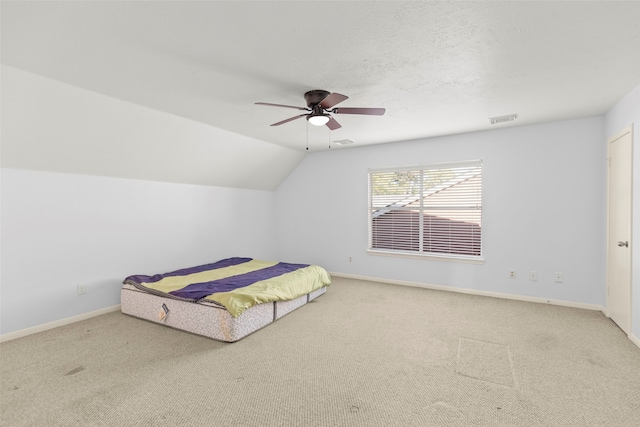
[123,257,331,317]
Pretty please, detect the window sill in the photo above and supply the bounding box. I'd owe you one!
[367,249,485,264]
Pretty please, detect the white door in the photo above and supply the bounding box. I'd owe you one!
[607,126,633,335]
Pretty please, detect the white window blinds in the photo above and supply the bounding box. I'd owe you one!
[368,161,482,258]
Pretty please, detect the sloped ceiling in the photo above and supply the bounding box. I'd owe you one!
[2,1,640,185]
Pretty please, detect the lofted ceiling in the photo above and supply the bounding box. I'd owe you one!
[2,0,640,153]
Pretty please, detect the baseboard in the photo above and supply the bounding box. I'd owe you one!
[630,333,640,350]
[330,272,604,312]
[0,305,121,343]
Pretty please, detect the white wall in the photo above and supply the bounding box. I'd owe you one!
[605,83,640,340]
[276,117,607,307]
[0,169,277,335]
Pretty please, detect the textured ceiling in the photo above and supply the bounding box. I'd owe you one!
[2,1,640,152]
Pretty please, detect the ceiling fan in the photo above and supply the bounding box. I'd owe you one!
[255,89,385,130]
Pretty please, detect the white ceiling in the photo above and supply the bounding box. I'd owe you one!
[2,0,640,153]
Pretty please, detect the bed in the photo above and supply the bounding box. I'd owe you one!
[120,257,331,342]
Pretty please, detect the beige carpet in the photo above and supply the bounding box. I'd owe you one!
[2,277,640,426]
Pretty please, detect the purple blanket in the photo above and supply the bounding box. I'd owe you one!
[124,257,251,286]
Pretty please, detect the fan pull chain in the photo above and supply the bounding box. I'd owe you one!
[306,121,309,151]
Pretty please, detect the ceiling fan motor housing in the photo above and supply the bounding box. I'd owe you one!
[304,89,331,108]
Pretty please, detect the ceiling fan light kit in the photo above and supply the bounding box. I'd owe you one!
[256,89,385,131]
[307,114,330,126]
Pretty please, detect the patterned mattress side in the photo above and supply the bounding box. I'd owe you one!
[274,294,307,319]
[121,285,274,342]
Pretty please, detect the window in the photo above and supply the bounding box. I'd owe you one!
[368,160,482,260]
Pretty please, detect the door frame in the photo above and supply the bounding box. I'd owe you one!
[606,124,633,334]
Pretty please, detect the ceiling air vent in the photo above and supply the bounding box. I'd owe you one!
[489,113,518,124]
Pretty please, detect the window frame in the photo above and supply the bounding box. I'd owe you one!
[367,160,484,263]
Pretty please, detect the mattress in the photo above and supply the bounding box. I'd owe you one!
[120,257,330,342]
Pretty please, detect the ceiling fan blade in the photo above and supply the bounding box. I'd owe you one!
[256,102,309,111]
[270,114,307,126]
[333,107,385,116]
[326,116,342,130]
[320,93,349,109]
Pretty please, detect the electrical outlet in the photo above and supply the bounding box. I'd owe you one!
[509,270,516,279]
[77,284,86,295]
[554,272,563,283]
[529,271,538,281]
